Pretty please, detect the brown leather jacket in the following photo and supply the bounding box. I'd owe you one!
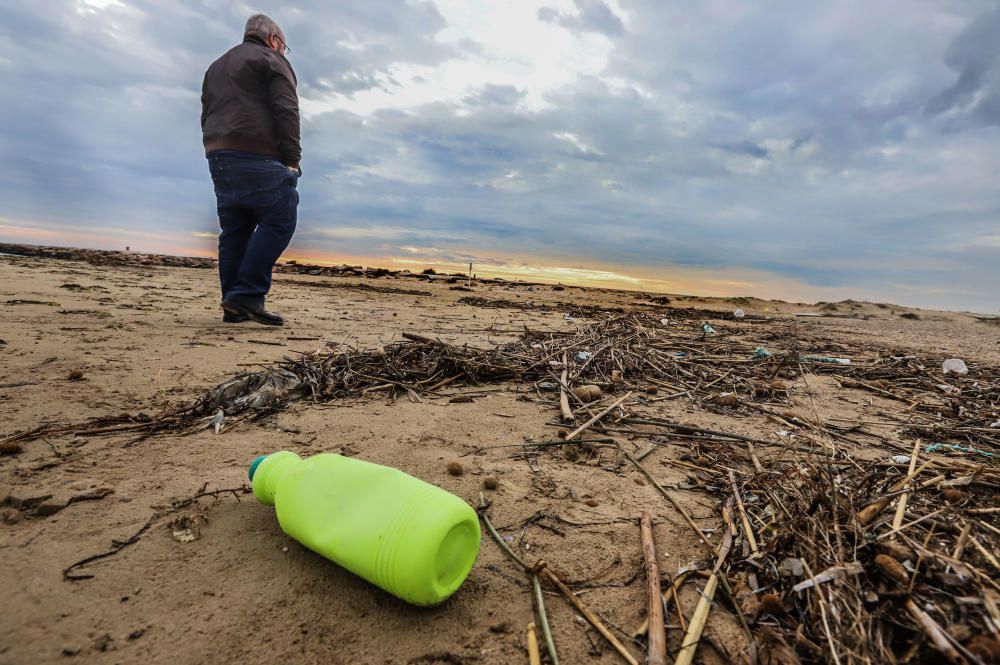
[201,36,301,166]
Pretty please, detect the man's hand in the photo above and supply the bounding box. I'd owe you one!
[286,163,301,175]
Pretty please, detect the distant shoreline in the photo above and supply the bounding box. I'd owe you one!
[2,241,993,317]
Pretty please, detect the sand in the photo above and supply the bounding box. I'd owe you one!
[1,250,997,664]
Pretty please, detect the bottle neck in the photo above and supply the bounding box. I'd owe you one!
[251,451,301,506]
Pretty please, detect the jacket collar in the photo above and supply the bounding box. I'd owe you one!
[243,35,268,48]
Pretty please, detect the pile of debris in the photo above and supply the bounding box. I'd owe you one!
[4,309,997,663]
[0,243,215,269]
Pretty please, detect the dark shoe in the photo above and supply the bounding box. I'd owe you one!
[223,310,250,323]
[221,299,284,326]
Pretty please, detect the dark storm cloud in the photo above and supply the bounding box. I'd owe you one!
[924,7,1000,127]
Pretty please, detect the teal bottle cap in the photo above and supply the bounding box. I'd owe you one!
[249,454,268,481]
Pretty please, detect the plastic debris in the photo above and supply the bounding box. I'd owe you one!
[563,314,576,322]
[891,455,911,464]
[752,348,774,359]
[802,355,851,365]
[733,308,745,319]
[925,442,995,458]
[208,409,225,435]
[942,358,968,375]
[702,324,716,334]
[575,351,592,362]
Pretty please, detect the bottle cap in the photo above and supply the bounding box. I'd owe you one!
[248,454,268,481]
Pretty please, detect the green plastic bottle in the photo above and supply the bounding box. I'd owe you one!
[249,451,480,606]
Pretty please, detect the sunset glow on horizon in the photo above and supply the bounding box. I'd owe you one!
[1,221,895,308]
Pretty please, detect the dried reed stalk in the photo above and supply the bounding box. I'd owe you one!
[640,513,667,665]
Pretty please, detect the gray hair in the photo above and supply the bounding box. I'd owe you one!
[244,14,284,43]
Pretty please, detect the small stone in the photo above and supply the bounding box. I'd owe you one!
[483,476,499,490]
[779,557,804,577]
[633,476,647,486]
[8,491,52,510]
[94,633,114,652]
[67,369,85,381]
[584,499,599,507]
[127,629,145,641]
[488,621,512,634]
[71,487,114,503]
[557,429,569,440]
[0,441,22,455]
[2,508,22,525]
[446,461,464,476]
[36,495,72,516]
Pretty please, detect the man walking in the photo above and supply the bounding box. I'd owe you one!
[201,14,300,326]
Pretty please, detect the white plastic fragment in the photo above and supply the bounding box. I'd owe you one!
[733,308,745,319]
[942,358,968,375]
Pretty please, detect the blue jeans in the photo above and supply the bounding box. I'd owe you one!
[208,150,299,306]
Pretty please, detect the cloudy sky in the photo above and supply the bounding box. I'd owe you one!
[1,1,998,311]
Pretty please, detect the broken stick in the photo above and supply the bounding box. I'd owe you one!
[559,351,574,423]
[537,564,639,665]
[563,391,632,442]
[904,598,964,663]
[674,572,719,665]
[641,513,667,665]
[526,622,541,665]
[891,439,921,536]
[729,470,759,555]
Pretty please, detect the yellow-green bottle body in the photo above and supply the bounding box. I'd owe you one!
[251,451,480,606]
